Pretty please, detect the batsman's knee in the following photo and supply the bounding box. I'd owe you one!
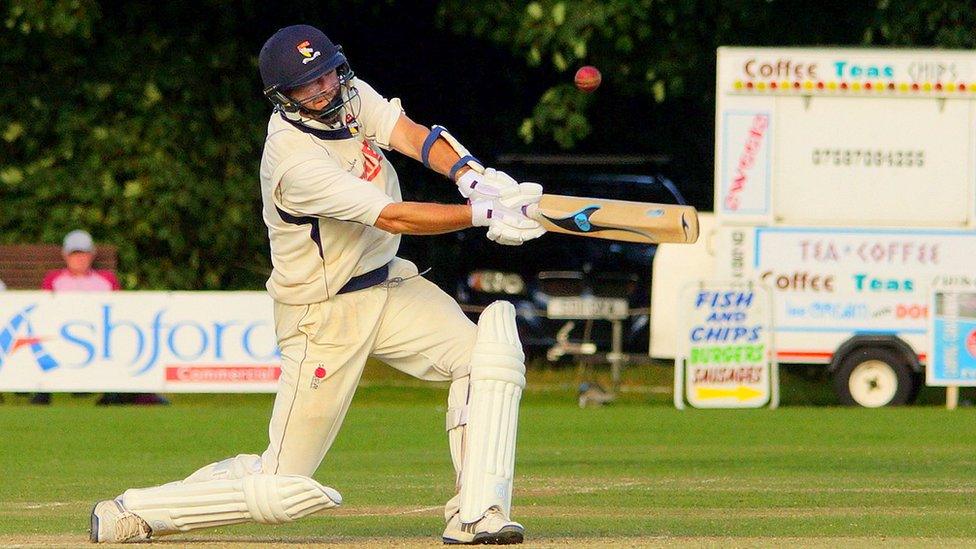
[446,300,525,433]
[183,454,263,483]
[243,474,341,524]
[470,301,526,386]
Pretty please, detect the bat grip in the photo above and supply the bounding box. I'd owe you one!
[522,203,540,220]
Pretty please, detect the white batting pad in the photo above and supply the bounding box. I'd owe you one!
[120,474,341,535]
[458,301,526,524]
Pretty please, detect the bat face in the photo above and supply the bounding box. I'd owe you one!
[539,204,666,241]
[529,194,699,244]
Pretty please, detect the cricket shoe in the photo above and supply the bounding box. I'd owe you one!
[442,506,524,544]
[89,499,152,543]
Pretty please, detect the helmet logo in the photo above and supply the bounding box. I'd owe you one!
[296,40,321,64]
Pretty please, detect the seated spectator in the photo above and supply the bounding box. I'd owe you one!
[33,230,168,406]
[41,230,120,291]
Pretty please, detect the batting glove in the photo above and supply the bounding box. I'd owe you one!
[471,183,546,246]
[498,181,543,211]
[456,167,519,202]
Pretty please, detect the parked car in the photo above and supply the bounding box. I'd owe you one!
[452,154,689,360]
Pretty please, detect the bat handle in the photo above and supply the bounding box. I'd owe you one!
[522,203,540,220]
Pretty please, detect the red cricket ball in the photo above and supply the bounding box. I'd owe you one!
[574,65,602,93]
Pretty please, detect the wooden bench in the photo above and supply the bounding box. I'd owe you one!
[0,244,118,290]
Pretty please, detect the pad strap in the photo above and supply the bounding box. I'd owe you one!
[446,405,469,430]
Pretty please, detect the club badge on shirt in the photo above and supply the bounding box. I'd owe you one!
[345,113,360,135]
[360,140,382,181]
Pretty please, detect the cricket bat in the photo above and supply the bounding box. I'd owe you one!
[524,194,699,244]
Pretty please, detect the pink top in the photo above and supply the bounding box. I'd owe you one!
[42,269,120,292]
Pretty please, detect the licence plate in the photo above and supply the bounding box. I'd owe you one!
[546,297,629,319]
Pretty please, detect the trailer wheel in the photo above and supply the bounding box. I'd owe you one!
[832,347,916,407]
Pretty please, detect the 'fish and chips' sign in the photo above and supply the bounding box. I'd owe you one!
[675,281,778,409]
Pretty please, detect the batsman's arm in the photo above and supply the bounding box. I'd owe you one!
[388,114,474,182]
[373,199,545,246]
[388,114,529,206]
[374,202,472,235]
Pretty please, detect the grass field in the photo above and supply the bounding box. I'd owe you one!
[3,363,976,547]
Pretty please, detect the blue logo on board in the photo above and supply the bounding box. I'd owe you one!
[0,305,59,372]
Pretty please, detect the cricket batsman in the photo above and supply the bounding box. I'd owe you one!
[89,24,545,544]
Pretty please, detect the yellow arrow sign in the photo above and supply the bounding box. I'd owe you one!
[695,385,764,401]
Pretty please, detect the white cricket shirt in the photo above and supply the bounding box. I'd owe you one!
[259,78,403,304]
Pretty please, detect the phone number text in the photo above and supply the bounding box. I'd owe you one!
[811,149,925,167]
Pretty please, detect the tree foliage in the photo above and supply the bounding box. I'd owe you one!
[436,0,892,151]
[0,0,504,290]
[434,0,976,209]
[866,0,976,48]
[4,1,974,289]
[3,1,273,289]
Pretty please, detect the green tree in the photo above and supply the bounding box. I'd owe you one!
[866,0,976,47]
[4,0,973,292]
[0,0,414,290]
[437,0,880,152]
[3,1,273,289]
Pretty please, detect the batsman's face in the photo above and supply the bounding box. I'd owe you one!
[290,69,341,111]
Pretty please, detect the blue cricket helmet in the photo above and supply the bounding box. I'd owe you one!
[258,24,357,122]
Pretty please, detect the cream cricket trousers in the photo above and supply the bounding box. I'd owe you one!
[260,258,477,476]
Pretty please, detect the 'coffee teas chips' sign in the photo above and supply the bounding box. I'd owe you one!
[675,281,778,409]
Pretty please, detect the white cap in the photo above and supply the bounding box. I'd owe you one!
[63,230,94,254]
